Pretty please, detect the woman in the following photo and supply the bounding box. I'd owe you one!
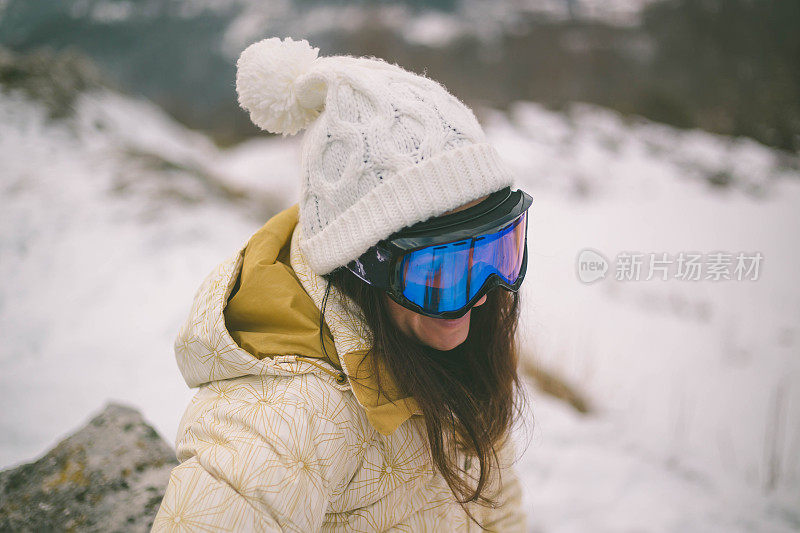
[153,37,531,532]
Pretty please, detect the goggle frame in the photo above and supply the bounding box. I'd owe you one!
[345,187,533,319]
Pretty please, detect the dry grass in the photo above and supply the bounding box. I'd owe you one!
[519,351,592,415]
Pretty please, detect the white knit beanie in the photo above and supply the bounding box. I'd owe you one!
[235,36,516,275]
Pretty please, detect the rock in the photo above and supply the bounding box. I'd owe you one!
[0,46,108,119]
[0,402,177,532]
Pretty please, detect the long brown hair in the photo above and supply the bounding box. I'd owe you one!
[321,266,526,520]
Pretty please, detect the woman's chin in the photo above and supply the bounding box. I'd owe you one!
[418,312,471,351]
[431,336,467,351]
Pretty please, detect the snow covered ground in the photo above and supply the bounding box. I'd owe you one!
[1,86,798,531]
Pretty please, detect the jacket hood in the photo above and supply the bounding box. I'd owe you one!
[174,204,420,435]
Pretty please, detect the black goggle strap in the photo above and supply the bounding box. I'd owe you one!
[346,244,392,290]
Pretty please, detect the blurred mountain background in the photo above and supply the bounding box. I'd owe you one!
[1,0,798,150]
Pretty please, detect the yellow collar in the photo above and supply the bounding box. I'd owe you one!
[289,217,422,436]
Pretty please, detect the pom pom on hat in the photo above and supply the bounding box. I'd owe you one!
[236,37,327,136]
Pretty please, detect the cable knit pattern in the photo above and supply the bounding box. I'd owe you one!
[235,37,516,275]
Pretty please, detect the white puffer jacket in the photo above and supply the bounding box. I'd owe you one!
[152,205,527,532]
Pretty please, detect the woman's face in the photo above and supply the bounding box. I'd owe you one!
[384,195,490,351]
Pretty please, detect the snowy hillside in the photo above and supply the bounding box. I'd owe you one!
[1,80,798,531]
[484,102,800,531]
[0,86,294,466]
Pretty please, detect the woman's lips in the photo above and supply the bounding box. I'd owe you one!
[435,311,471,328]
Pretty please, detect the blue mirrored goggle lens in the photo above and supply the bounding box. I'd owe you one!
[398,212,527,314]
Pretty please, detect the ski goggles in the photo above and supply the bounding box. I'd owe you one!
[345,187,533,319]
